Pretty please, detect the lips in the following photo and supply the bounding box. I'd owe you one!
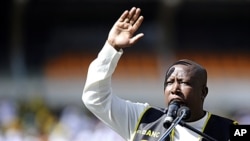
[170,98,185,106]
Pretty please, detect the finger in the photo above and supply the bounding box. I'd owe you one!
[131,16,144,33]
[119,10,129,22]
[128,7,137,20]
[124,7,137,23]
[130,8,141,25]
[129,33,144,45]
[124,18,130,23]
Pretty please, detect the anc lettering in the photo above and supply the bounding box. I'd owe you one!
[136,130,160,138]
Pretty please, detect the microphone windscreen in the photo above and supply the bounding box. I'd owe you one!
[177,106,191,120]
[163,100,180,128]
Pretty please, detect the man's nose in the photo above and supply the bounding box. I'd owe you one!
[171,82,181,94]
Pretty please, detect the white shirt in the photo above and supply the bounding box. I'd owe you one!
[82,42,149,141]
[173,112,209,141]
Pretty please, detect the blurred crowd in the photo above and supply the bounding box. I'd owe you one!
[0,97,125,141]
[0,97,249,141]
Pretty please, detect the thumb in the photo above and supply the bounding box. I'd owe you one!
[129,33,144,45]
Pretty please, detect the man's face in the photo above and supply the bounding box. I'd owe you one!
[164,64,204,113]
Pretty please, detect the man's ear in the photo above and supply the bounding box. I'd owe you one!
[201,86,208,100]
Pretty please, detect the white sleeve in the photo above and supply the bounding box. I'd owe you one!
[82,42,149,141]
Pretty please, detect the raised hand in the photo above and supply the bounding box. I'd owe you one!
[107,7,144,50]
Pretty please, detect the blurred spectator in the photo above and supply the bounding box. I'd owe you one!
[0,97,18,129]
[0,97,247,141]
[232,108,250,124]
[48,105,96,141]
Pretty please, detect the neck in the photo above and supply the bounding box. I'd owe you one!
[187,110,206,122]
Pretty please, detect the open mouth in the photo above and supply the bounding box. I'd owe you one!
[170,98,185,106]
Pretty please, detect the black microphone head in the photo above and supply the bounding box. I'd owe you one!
[177,106,191,120]
[163,100,180,128]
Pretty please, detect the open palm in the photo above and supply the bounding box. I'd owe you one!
[107,7,144,49]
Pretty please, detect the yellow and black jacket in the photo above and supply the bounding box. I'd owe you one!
[133,107,238,141]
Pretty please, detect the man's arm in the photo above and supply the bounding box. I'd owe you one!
[82,7,149,140]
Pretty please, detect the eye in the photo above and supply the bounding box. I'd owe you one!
[180,81,190,85]
[165,81,173,86]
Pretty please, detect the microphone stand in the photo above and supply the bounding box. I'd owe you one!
[179,121,218,141]
[158,109,218,141]
[158,110,186,141]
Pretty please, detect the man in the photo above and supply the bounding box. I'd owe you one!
[82,7,237,141]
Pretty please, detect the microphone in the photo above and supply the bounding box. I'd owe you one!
[177,106,191,121]
[163,100,180,127]
[159,104,189,141]
[160,105,217,141]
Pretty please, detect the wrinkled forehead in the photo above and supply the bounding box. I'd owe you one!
[166,64,194,79]
[165,60,199,79]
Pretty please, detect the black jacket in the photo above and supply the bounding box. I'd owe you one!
[133,107,238,141]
